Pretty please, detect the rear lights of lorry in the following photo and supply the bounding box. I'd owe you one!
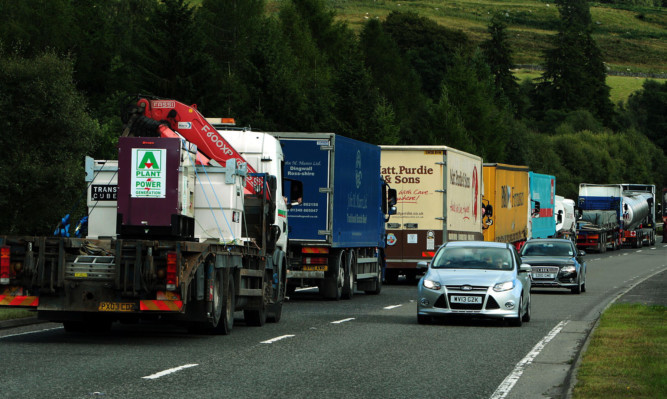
[166,252,178,291]
[0,246,10,284]
[302,247,329,271]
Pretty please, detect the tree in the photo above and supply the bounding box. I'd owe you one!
[359,18,428,143]
[0,51,102,235]
[532,0,615,127]
[624,79,667,154]
[481,13,522,115]
[382,11,471,101]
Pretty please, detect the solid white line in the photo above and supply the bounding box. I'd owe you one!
[261,334,295,344]
[489,320,569,399]
[142,364,198,380]
[384,305,402,310]
[331,318,355,324]
[0,327,63,339]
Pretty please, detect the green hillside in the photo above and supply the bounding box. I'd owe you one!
[267,0,667,76]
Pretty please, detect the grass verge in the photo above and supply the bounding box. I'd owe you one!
[0,308,35,322]
[572,303,666,398]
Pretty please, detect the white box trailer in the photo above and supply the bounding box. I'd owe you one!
[380,146,483,283]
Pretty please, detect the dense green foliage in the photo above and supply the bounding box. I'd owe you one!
[0,0,664,235]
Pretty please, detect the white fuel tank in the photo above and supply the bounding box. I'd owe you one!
[622,193,651,230]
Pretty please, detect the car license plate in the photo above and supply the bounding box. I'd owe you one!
[533,273,556,279]
[98,302,136,312]
[450,295,482,304]
[303,265,327,272]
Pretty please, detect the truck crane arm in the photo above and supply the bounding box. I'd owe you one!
[122,96,263,196]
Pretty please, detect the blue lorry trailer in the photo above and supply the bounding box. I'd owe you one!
[528,172,557,239]
[269,132,395,300]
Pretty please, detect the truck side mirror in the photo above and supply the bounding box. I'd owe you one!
[284,178,303,209]
[532,200,541,217]
[382,184,397,216]
[484,204,493,217]
[557,210,563,223]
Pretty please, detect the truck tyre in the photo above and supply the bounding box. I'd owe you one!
[210,268,235,334]
[342,250,355,300]
[365,262,382,295]
[268,262,286,323]
[244,301,266,327]
[320,251,344,300]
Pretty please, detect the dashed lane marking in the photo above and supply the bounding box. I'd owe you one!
[383,305,403,310]
[261,334,295,344]
[142,364,198,380]
[331,318,355,324]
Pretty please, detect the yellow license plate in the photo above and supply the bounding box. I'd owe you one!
[303,265,327,272]
[98,302,136,312]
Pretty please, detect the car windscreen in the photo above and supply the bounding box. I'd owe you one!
[431,247,513,270]
[521,242,574,257]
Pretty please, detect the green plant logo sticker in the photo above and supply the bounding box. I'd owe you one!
[131,149,166,198]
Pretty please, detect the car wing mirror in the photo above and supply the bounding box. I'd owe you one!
[519,264,532,273]
[416,261,429,271]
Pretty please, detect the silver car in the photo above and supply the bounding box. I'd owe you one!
[416,241,532,326]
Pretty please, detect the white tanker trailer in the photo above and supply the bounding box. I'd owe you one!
[621,185,656,248]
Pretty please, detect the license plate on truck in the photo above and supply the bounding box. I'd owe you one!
[303,265,327,272]
[450,295,482,304]
[98,302,136,312]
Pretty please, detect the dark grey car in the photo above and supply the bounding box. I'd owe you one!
[520,238,587,294]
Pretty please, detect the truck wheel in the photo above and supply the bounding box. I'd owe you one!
[244,301,266,326]
[342,250,355,300]
[211,269,235,334]
[320,251,344,300]
[268,263,286,323]
[365,262,382,295]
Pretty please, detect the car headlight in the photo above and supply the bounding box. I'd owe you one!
[493,281,515,292]
[423,279,442,290]
[561,265,576,273]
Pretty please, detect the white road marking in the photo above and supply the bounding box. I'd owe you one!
[0,327,63,339]
[489,320,569,399]
[383,305,402,310]
[331,318,355,324]
[261,334,295,344]
[295,287,317,292]
[142,364,198,380]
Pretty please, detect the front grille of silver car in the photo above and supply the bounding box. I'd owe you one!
[445,285,488,292]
